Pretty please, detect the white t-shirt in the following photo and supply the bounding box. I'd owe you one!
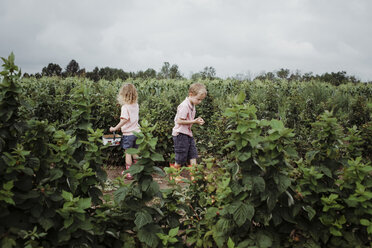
[172,97,195,137]
[120,103,141,135]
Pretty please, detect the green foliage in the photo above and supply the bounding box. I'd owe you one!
[2,53,372,247]
[18,75,372,165]
[0,54,110,247]
[109,120,169,247]
[211,92,298,246]
[296,111,372,246]
[157,226,180,247]
[0,52,23,152]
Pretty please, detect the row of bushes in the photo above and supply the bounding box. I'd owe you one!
[19,73,372,163]
[1,54,371,247]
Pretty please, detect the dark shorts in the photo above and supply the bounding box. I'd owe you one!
[173,133,198,165]
[120,135,138,149]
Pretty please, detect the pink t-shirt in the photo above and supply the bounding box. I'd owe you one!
[120,103,140,135]
[172,97,196,137]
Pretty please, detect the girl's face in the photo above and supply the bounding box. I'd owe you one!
[189,92,206,105]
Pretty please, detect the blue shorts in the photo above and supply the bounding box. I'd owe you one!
[173,133,198,165]
[120,135,138,149]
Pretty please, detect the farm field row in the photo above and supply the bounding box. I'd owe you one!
[1,54,372,247]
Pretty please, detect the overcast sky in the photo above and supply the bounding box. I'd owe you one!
[1,0,371,80]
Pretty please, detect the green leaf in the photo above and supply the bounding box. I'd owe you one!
[17,190,40,200]
[64,217,74,228]
[1,237,16,248]
[141,178,152,191]
[330,227,342,236]
[147,181,160,196]
[141,150,150,158]
[205,207,219,220]
[216,218,233,232]
[153,166,166,177]
[156,233,166,240]
[114,186,129,204]
[360,219,370,226]
[135,211,153,229]
[320,166,332,178]
[79,219,94,231]
[106,229,119,239]
[230,201,254,226]
[305,150,319,162]
[137,225,160,247]
[126,148,139,154]
[212,228,226,248]
[9,52,15,64]
[77,122,92,130]
[367,224,372,234]
[22,167,34,176]
[277,174,291,193]
[257,232,272,248]
[168,237,178,243]
[252,176,265,193]
[151,153,164,161]
[238,152,251,162]
[0,195,15,205]
[267,132,281,141]
[50,168,63,181]
[284,146,298,158]
[39,217,54,231]
[169,226,179,237]
[236,91,246,104]
[128,164,145,175]
[148,138,157,149]
[61,190,73,201]
[77,198,91,209]
[58,230,71,242]
[303,205,316,221]
[224,108,235,117]
[270,119,284,130]
[3,180,14,191]
[227,237,235,248]
[237,124,249,134]
[267,193,278,212]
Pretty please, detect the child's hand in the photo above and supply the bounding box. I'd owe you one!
[195,117,205,125]
[109,127,116,132]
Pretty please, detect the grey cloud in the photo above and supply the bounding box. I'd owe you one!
[1,0,371,80]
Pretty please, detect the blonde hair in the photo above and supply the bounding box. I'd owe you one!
[117,83,138,105]
[189,83,207,96]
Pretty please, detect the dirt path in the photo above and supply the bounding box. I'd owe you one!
[105,166,174,189]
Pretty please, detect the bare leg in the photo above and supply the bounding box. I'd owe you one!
[123,151,134,179]
[189,159,197,181]
[133,154,139,162]
[190,158,197,166]
[125,152,133,165]
[169,163,182,182]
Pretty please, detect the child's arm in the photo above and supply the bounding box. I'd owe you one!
[110,118,128,132]
[176,117,205,125]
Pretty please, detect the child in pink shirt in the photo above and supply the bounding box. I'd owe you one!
[172,83,207,173]
[110,83,140,180]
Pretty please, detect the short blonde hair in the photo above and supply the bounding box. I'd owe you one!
[189,83,207,96]
[117,83,138,105]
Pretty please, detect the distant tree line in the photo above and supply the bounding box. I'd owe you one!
[23,60,211,82]
[251,68,363,85]
[23,59,367,85]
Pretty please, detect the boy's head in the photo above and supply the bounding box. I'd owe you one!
[188,83,207,105]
